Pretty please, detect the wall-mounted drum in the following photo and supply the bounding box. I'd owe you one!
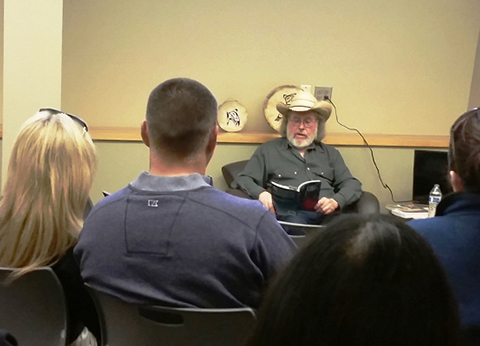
[217,99,248,132]
[263,85,302,132]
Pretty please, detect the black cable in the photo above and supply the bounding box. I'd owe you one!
[326,98,410,204]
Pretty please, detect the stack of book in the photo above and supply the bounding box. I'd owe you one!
[386,204,429,219]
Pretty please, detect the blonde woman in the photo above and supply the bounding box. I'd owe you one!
[0,109,99,344]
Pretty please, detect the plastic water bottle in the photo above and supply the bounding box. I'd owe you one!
[428,184,442,218]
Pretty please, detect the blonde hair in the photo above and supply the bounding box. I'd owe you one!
[0,111,97,277]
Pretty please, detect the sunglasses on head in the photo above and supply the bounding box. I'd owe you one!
[39,108,89,133]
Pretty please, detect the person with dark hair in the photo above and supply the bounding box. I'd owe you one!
[248,214,461,346]
[408,108,480,343]
[75,78,296,309]
[233,91,362,226]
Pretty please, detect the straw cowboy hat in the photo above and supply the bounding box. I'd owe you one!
[276,90,333,121]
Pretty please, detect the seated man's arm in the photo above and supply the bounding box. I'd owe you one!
[327,147,362,209]
[232,146,270,200]
[234,152,275,212]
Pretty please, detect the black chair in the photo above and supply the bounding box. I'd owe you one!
[222,160,380,215]
[84,197,94,220]
[0,329,17,346]
[87,285,256,346]
[0,267,68,346]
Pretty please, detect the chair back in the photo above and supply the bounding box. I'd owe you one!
[87,286,256,346]
[0,267,68,346]
[221,160,249,188]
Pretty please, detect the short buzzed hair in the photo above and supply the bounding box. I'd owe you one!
[146,78,217,158]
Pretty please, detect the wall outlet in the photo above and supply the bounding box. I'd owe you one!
[300,85,312,93]
[314,86,333,100]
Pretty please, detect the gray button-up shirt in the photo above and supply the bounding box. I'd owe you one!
[232,138,362,209]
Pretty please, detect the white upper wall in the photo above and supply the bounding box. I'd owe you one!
[2,1,63,186]
[469,30,480,109]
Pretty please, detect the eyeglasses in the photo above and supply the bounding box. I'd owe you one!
[39,108,89,133]
[289,117,317,128]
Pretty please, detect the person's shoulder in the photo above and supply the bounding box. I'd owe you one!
[252,137,287,155]
[408,217,444,238]
[97,186,131,204]
[318,141,339,153]
[51,247,82,286]
[407,217,430,229]
[191,186,272,225]
[259,137,286,148]
[198,188,293,246]
[197,186,267,211]
[52,247,76,273]
[269,137,286,145]
[85,186,132,220]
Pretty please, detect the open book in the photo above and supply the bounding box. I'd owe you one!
[270,180,322,216]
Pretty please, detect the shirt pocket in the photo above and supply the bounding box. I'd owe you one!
[310,166,334,183]
[268,168,299,184]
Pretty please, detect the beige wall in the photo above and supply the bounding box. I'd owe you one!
[1,1,479,212]
[62,0,480,136]
[469,30,480,109]
[2,1,63,186]
[91,141,258,203]
[0,0,3,124]
[59,0,479,211]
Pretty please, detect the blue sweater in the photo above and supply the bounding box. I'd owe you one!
[75,172,296,309]
[408,193,480,327]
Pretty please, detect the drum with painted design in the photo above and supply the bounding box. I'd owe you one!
[263,85,302,132]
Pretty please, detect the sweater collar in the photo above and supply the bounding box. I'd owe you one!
[130,171,213,192]
[436,192,480,216]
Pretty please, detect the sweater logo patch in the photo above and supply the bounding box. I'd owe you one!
[147,199,159,207]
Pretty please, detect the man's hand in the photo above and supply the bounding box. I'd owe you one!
[315,197,339,215]
[259,191,275,213]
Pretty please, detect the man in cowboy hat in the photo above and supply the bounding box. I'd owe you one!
[233,91,362,226]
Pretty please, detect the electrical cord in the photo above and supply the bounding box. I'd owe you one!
[326,97,411,204]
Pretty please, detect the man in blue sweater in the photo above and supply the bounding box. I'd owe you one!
[408,108,480,343]
[75,78,296,309]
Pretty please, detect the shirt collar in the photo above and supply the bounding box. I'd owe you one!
[130,171,213,192]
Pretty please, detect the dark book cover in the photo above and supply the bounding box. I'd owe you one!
[270,180,322,215]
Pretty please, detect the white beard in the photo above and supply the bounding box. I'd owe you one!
[287,127,317,149]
